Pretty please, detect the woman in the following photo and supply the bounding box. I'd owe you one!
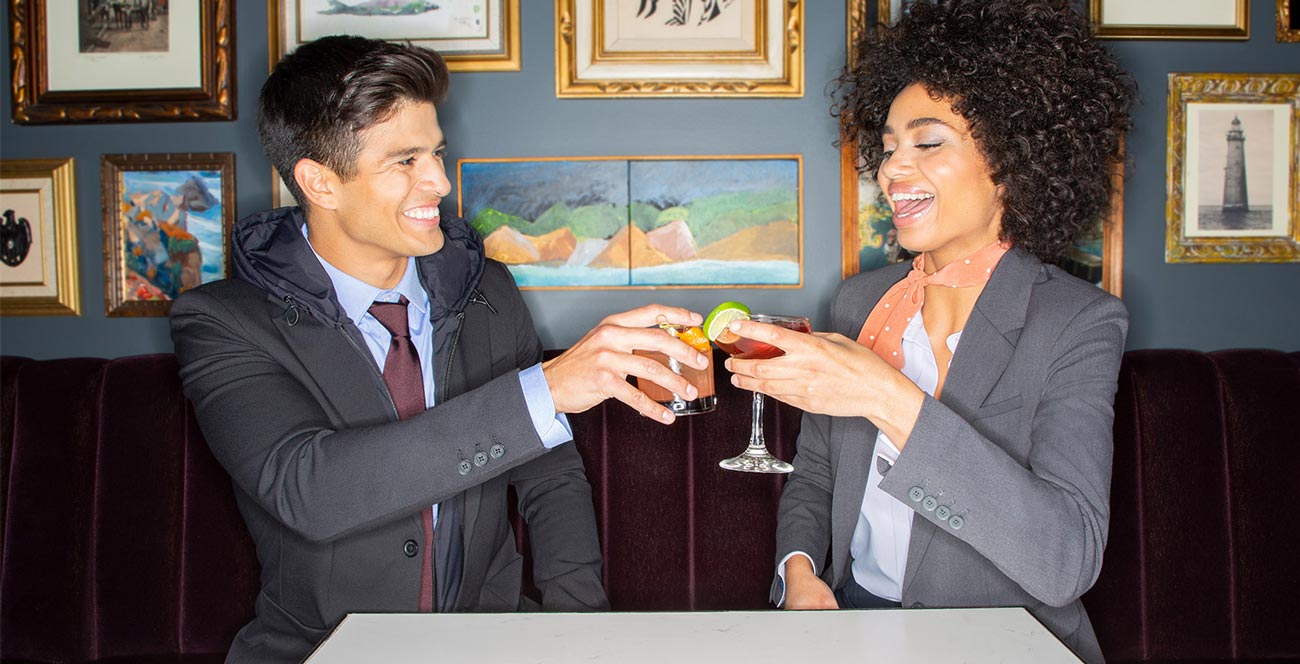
[724,1,1134,661]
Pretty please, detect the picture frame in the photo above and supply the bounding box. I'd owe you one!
[555,0,804,98]
[1166,73,1300,263]
[1089,0,1249,40]
[9,0,235,124]
[0,157,80,316]
[101,152,235,316]
[1280,0,1300,41]
[844,1,1124,294]
[458,154,802,290]
[269,0,521,72]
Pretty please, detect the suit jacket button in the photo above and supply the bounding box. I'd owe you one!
[908,487,925,502]
[457,459,473,475]
[910,601,925,609]
[473,451,489,467]
[489,443,505,459]
[403,540,419,557]
[935,505,951,521]
[922,496,938,512]
[948,515,965,530]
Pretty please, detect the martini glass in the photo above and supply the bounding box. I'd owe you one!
[713,313,811,473]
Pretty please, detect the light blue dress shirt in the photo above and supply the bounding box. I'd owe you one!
[303,227,574,524]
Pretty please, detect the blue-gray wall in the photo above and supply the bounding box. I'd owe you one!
[2,2,1297,359]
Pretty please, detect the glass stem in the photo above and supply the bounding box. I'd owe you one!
[747,390,768,455]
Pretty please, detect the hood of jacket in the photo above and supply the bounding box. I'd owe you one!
[231,206,486,327]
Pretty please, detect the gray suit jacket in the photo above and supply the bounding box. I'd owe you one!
[771,248,1126,664]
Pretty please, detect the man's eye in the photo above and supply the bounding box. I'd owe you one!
[434,148,447,159]
[398,157,416,166]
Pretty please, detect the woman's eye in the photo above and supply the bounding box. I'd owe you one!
[880,149,895,160]
[917,142,942,150]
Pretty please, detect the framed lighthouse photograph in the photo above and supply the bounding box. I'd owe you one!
[1166,73,1300,263]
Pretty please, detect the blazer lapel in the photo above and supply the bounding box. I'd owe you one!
[900,248,1039,596]
[830,416,877,583]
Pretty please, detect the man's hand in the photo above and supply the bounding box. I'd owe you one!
[542,304,706,424]
[783,555,838,610]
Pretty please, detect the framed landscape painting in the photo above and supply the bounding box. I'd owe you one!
[101,153,235,316]
[458,155,802,289]
[1166,73,1300,263]
[10,0,235,123]
[0,157,80,316]
[556,0,804,97]
[270,0,520,71]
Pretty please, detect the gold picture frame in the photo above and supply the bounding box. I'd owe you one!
[842,1,1124,295]
[9,0,235,124]
[1280,0,1300,41]
[1090,0,1249,40]
[1166,73,1300,263]
[101,152,235,317]
[269,0,521,72]
[0,157,80,316]
[556,0,804,98]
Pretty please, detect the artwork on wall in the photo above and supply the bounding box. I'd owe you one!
[458,155,802,289]
[101,153,235,316]
[270,0,520,71]
[1166,73,1300,263]
[9,0,235,124]
[555,0,804,97]
[1089,0,1249,39]
[844,1,1123,294]
[1280,0,1300,41]
[0,158,80,316]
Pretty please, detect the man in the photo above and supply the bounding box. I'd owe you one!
[170,35,706,663]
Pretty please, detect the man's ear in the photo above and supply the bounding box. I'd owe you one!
[294,159,340,211]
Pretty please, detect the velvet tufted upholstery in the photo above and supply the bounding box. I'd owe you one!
[2,349,1297,663]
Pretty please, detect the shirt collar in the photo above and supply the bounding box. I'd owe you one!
[302,223,429,325]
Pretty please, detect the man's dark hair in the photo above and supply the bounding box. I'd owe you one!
[258,35,450,207]
[835,0,1136,262]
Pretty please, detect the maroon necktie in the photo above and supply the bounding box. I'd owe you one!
[368,296,435,613]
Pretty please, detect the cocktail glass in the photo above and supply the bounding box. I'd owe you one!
[713,313,811,473]
[633,325,717,416]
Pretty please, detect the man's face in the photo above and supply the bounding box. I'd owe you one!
[325,100,450,278]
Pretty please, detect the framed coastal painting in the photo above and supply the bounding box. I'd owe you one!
[458,155,802,289]
[0,158,80,316]
[1089,0,1249,39]
[9,0,235,123]
[270,0,520,71]
[555,0,804,97]
[844,1,1123,294]
[1166,73,1300,263]
[1281,0,1300,41]
[101,153,235,316]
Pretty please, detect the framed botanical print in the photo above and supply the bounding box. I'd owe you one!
[269,0,521,72]
[1089,0,1249,39]
[0,158,80,316]
[101,152,235,316]
[9,0,235,124]
[556,0,804,97]
[1166,73,1300,263]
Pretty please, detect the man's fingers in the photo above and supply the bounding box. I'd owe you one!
[603,378,678,423]
[600,304,702,329]
[591,325,709,370]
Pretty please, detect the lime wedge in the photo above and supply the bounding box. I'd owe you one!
[703,301,751,342]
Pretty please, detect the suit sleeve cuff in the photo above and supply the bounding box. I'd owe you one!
[775,551,816,607]
[518,363,574,449]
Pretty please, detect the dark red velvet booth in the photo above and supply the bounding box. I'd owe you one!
[2,349,1298,663]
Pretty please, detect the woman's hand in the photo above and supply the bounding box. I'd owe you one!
[724,319,926,448]
[782,556,838,610]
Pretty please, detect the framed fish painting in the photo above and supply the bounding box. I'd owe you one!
[100,153,235,316]
[269,0,520,71]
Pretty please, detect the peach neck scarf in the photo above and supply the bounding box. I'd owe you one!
[856,241,1010,370]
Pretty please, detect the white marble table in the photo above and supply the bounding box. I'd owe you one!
[306,607,1082,663]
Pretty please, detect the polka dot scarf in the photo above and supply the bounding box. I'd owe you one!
[856,241,1011,370]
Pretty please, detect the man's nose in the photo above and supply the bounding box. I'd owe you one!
[420,161,451,196]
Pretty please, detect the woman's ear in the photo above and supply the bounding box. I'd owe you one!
[294,159,340,211]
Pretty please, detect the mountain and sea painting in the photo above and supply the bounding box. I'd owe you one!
[119,170,224,302]
[458,157,801,288]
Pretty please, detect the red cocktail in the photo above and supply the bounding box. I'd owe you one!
[717,313,811,474]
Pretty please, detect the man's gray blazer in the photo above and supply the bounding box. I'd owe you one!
[772,248,1127,664]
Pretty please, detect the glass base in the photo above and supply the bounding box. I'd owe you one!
[662,394,717,416]
[719,451,793,474]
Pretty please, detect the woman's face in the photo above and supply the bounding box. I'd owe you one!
[876,83,1004,270]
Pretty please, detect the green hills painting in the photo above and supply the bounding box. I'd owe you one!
[457,157,801,288]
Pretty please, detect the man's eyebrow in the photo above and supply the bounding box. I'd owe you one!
[881,117,954,135]
[382,141,447,161]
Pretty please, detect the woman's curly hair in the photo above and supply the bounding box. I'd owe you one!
[836,0,1136,263]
